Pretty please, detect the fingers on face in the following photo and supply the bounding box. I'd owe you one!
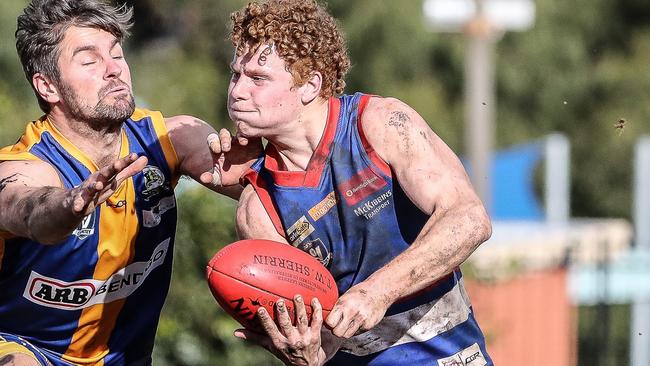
[237,135,249,146]
[219,128,232,151]
[235,127,249,146]
[199,171,221,186]
[207,133,222,154]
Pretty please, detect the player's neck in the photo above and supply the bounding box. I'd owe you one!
[270,97,330,172]
[47,110,123,169]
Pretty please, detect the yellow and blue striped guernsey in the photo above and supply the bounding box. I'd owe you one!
[0,108,179,366]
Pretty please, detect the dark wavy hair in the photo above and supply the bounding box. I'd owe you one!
[230,0,351,98]
[15,0,133,112]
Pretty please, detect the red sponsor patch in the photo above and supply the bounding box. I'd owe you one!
[337,167,387,206]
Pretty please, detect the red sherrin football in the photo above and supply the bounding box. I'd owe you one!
[206,239,338,330]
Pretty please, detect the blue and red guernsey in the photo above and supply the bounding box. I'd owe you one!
[0,109,179,366]
[244,93,492,365]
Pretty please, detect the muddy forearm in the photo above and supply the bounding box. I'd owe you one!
[12,186,82,244]
[362,202,491,304]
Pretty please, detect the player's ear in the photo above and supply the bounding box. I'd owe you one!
[33,73,61,104]
[300,71,323,104]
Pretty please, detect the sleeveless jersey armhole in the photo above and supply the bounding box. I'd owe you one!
[242,169,287,239]
[0,152,39,162]
[356,95,392,178]
[135,109,181,187]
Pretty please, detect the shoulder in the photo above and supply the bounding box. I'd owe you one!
[360,96,431,165]
[130,107,162,120]
[164,115,199,131]
[163,115,204,152]
[361,96,426,135]
[0,159,62,188]
[362,96,411,119]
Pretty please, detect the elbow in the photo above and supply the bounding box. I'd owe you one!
[473,203,492,245]
[479,214,492,244]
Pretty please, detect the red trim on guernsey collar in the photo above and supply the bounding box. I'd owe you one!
[263,97,341,187]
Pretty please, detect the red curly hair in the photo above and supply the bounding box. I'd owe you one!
[230,0,351,98]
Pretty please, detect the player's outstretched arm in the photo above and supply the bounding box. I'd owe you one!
[165,115,262,199]
[0,153,147,244]
[325,96,492,338]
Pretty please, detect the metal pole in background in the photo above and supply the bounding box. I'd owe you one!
[464,1,495,211]
[423,0,535,212]
[545,133,570,223]
[632,137,650,366]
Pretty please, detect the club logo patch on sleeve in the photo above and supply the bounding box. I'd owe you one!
[23,238,170,310]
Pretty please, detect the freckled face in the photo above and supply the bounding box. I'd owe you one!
[55,26,135,127]
[227,45,303,138]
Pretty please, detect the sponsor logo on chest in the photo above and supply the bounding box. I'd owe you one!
[308,192,337,221]
[23,238,170,310]
[337,167,387,206]
[286,215,315,245]
[352,190,393,220]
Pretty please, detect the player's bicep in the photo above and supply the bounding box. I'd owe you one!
[236,185,287,243]
[166,115,210,180]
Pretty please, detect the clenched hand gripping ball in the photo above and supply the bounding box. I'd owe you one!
[206,239,338,330]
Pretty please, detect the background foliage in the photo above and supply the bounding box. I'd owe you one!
[1,0,649,364]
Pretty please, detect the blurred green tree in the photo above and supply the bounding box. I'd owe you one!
[0,0,42,146]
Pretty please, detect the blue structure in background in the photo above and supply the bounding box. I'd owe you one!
[463,141,545,220]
